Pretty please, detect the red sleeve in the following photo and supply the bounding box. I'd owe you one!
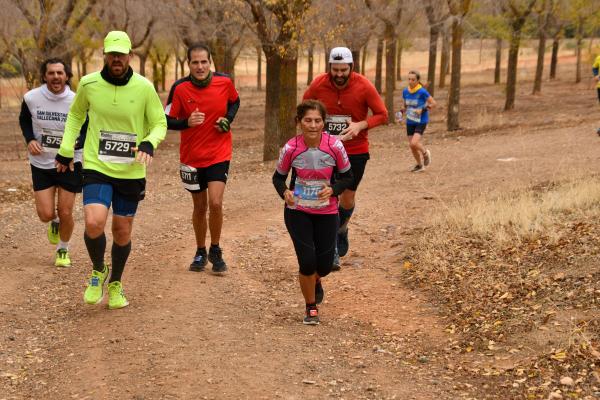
[168,86,184,119]
[302,83,316,101]
[364,82,388,129]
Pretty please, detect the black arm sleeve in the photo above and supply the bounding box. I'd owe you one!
[74,115,89,150]
[225,97,240,123]
[331,169,354,196]
[272,171,288,199]
[166,114,189,130]
[19,100,35,143]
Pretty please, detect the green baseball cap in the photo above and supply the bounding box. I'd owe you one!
[104,31,132,54]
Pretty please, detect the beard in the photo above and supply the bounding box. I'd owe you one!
[333,75,349,86]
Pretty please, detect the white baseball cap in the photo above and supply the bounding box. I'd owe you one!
[329,47,353,64]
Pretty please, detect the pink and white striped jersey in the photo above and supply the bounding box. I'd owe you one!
[276,133,350,215]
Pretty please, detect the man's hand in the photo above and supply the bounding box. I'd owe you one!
[188,108,205,127]
[55,159,74,173]
[595,75,600,82]
[133,148,153,166]
[27,140,43,155]
[340,120,367,142]
[284,189,295,206]
[215,117,230,132]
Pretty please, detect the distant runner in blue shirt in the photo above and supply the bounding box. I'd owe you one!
[400,71,437,172]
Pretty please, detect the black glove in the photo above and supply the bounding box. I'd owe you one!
[55,153,73,167]
[137,141,154,157]
[217,118,231,133]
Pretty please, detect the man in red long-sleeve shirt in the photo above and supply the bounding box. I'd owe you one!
[303,47,388,270]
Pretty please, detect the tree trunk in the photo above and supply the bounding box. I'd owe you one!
[307,43,314,85]
[263,53,298,161]
[575,35,582,83]
[161,62,167,92]
[494,38,502,84]
[396,41,402,80]
[174,56,178,81]
[151,59,159,91]
[385,26,397,124]
[447,17,463,131]
[76,60,82,80]
[427,26,439,96]
[139,54,147,77]
[256,46,262,91]
[375,38,384,93]
[361,43,368,77]
[264,54,281,161]
[351,49,361,74]
[278,57,298,146]
[532,29,546,94]
[549,36,559,79]
[439,28,450,89]
[324,47,329,73]
[504,29,522,110]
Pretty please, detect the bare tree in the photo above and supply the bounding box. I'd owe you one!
[6,0,98,87]
[568,0,600,83]
[532,0,552,94]
[438,21,450,88]
[173,0,248,79]
[425,0,449,96]
[375,38,384,92]
[502,0,537,111]
[243,0,312,161]
[366,0,406,124]
[446,0,472,131]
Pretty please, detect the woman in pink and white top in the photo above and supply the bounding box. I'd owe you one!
[272,99,353,325]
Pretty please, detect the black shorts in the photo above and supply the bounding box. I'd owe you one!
[31,162,83,193]
[407,124,427,136]
[181,160,230,193]
[597,88,600,102]
[346,153,369,191]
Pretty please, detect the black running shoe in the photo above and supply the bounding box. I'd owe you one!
[315,279,324,304]
[189,250,207,272]
[337,229,349,257]
[208,246,228,274]
[303,306,320,325]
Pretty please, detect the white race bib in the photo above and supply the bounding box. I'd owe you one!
[98,130,136,163]
[406,108,422,124]
[180,164,200,191]
[325,115,350,135]
[293,178,329,208]
[40,128,63,153]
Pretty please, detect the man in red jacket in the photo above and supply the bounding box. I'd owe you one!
[303,47,388,269]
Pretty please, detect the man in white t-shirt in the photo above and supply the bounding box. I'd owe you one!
[19,58,87,267]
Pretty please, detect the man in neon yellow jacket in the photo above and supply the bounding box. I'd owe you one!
[56,31,167,309]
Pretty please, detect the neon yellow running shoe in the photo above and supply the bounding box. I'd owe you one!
[47,221,59,245]
[83,265,109,305]
[54,248,71,268]
[107,281,129,310]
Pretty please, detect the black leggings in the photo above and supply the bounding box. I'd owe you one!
[284,208,338,277]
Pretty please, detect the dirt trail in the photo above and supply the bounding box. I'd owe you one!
[1,77,600,399]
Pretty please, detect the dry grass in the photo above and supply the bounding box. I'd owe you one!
[430,176,600,245]
[405,176,600,398]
